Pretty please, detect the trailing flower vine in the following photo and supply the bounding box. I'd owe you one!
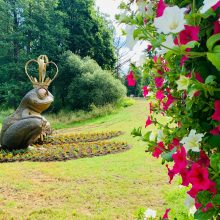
[117,0,220,219]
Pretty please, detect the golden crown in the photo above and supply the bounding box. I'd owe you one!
[25,55,58,89]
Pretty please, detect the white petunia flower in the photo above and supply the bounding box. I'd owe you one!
[176,75,190,91]
[137,52,147,66]
[188,89,199,99]
[189,206,197,216]
[157,129,165,142]
[149,131,156,141]
[200,0,219,14]
[137,0,147,14]
[144,208,157,219]
[180,129,204,152]
[145,1,154,17]
[158,35,175,55]
[125,25,137,50]
[154,6,187,34]
[184,195,196,215]
[118,11,128,23]
[184,194,195,209]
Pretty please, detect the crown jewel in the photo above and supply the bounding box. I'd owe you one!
[25,55,58,89]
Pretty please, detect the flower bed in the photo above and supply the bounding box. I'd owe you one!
[39,131,123,145]
[0,131,130,163]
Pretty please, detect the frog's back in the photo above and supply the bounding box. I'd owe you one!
[0,111,21,142]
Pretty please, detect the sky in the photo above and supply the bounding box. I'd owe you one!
[95,0,120,20]
[95,0,145,73]
[95,0,122,35]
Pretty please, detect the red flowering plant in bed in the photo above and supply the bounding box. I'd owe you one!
[117,0,220,219]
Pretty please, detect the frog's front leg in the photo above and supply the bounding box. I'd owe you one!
[1,117,45,150]
[22,109,52,140]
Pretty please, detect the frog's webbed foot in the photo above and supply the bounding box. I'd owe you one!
[1,118,45,150]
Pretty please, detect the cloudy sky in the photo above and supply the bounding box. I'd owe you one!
[95,0,120,21]
[95,0,146,73]
[95,0,122,35]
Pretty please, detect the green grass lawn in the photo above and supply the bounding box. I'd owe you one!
[0,99,188,219]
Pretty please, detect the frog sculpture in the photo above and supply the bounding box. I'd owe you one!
[0,55,58,150]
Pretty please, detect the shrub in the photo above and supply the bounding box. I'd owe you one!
[67,69,126,110]
[53,51,126,111]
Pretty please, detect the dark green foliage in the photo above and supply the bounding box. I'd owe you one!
[58,0,116,70]
[0,0,118,110]
[56,52,126,110]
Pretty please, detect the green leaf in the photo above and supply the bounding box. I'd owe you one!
[206,33,220,51]
[201,8,216,19]
[142,131,151,142]
[210,153,220,171]
[194,208,216,220]
[212,194,220,206]
[131,127,142,137]
[133,29,142,40]
[196,191,212,206]
[180,41,199,50]
[161,147,176,162]
[207,136,220,149]
[205,75,217,85]
[207,45,220,70]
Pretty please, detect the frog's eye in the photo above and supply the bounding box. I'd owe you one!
[37,88,48,99]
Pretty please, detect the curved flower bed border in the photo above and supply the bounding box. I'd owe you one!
[118,0,220,219]
[0,131,130,163]
[40,131,124,145]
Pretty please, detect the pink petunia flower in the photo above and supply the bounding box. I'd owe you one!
[212,100,220,121]
[180,48,191,66]
[155,77,164,88]
[198,150,210,167]
[163,93,175,111]
[142,86,149,97]
[212,1,220,11]
[187,72,204,83]
[210,124,220,135]
[180,168,190,186]
[172,147,187,174]
[145,116,152,128]
[188,163,211,191]
[188,180,216,199]
[196,202,214,213]
[187,186,199,199]
[126,71,136,86]
[152,142,165,158]
[174,25,200,45]
[153,55,159,63]
[214,18,220,34]
[156,90,165,101]
[156,0,167,17]
[166,164,175,184]
[168,138,180,150]
[180,55,188,66]
[163,209,171,219]
[147,44,152,51]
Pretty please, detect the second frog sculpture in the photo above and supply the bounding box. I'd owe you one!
[0,55,58,150]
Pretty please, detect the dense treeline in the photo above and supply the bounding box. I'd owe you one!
[0,0,123,111]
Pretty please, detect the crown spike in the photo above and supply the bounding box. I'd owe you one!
[24,55,58,89]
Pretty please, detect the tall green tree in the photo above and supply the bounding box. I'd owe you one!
[59,0,116,70]
[0,0,118,109]
[0,0,68,108]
